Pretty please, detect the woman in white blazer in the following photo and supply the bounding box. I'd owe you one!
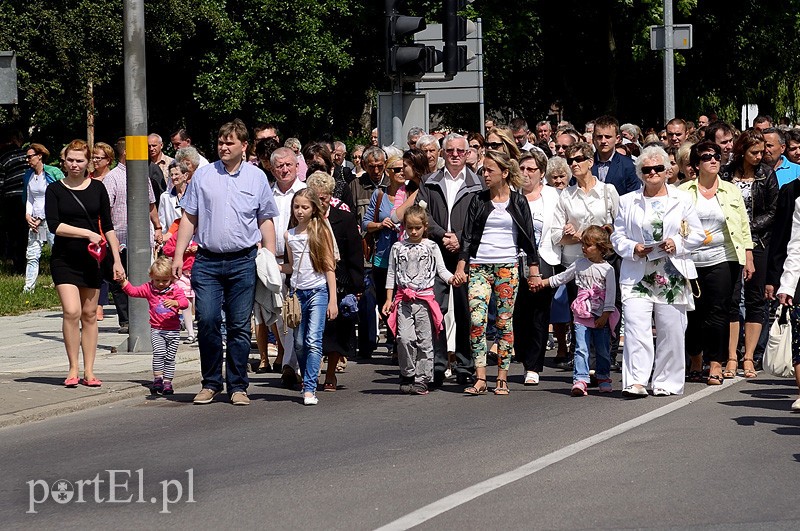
[611,145,705,397]
[513,151,561,384]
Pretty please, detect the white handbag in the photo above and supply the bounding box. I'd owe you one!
[764,305,796,379]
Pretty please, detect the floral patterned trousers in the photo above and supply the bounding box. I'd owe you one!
[468,263,519,369]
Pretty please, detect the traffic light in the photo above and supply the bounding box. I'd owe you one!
[443,0,476,76]
[385,0,442,79]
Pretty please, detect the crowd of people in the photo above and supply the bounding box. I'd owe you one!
[19,112,800,409]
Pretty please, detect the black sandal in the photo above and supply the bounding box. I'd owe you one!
[464,378,487,395]
[687,370,704,383]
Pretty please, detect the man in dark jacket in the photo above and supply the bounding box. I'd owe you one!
[416,133,485,385]
[591,115,641,197]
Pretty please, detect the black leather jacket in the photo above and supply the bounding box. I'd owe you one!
[458,189,539,266]
[720,162,779,249]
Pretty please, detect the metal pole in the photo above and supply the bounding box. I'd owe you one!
[392,76,403,147]
[123,0,150,352]
[664,0,675,123]
[477,18,485,136]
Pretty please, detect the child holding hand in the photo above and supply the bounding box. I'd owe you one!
[121,256,189,395]
[382,206,456,395]
[536,226,620,396]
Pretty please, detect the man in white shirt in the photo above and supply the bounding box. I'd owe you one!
[269,148,306,384]
[416,134,485,386]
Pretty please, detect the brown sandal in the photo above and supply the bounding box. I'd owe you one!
[464,378,487,395]
[494,379,510,395]
[723,359,738,379]
[707,373,724,386]
[742,359,757,379]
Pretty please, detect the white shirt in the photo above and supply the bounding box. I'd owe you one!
[473,200,518,264]
[287,229,326,290]
[272,178,307,260]
[26,171,47,219]
[692,193,737,267]
[443,167,466,231]
[551,180,620,266]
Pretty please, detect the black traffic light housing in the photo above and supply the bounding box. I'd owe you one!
[385,0,442,79]
[443,0,474,76]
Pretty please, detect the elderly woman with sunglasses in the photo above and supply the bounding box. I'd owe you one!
[363,155,406,348]
[22,143,64,293]
[611,146,705,397]
[679,141,754,385]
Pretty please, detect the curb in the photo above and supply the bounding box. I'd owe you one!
[0,372,202,430]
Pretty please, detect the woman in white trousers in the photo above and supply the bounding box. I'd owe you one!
[612,146,705,396]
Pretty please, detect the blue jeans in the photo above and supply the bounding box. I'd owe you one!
[574,323,611,383]
[294,285,329,394]
[192,247,257,395]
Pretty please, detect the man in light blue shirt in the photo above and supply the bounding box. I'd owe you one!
[173,119,279,406]
[763,128,800,188]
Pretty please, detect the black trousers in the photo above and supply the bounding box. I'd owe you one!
[686,261,740,363]
[105,247,128,325]
[433,276,472,378]
[513,262,554,372]
[729,247,767,323]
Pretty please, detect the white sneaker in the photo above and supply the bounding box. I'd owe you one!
[303,394,319,406]
[444,368,453,380]
[791,398,800,411]
[524,371,540,385]
[652,388,671,397]
[622,385,648,397]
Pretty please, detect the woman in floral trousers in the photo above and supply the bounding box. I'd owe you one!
[611,146,705,396]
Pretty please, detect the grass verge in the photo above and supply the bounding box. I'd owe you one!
[0,247,61,316]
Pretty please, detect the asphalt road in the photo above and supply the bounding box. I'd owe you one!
[2,357,799,530]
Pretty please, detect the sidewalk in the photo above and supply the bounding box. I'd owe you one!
[0,309,202,428]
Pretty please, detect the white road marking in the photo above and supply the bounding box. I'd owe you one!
[375,382,735,531]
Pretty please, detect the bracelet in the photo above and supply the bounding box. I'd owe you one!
[154,226,163,230]
[530,274,542,278]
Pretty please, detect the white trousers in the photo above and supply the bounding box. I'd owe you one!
[622,298,687,395]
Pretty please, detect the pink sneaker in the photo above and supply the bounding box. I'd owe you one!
[571,381,588,397]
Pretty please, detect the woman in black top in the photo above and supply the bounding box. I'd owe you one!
[45,139,124,388]
[719,129,779,378]
[306,171,365,391]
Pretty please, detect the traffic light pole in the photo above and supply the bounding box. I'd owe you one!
[123,0,150,352]
[391,77,404,147]
[664,0,675,123]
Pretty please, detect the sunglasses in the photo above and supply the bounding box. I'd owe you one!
[469,144,481,149]
[566,155,589,165]
[386,167,403,173]
[25,153,39,160]
[699,152,722,162]
[445,148,466,155]
[486,142,504,149]
[641,165,665,174]
[554,144,570,151]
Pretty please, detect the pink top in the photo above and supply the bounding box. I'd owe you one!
[162,234,197,271]
[122,281,189,330]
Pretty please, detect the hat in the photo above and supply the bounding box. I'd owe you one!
[339,294,359,319]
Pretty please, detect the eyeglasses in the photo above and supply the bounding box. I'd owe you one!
[469,144,481,149]
[521,165,540,173]
[699,152,722,162]
[386,167,403,173]
[486,142,504,149]
[445,148,466,155]
[641,165,665,174]
[566,155,589,165]
[367,163,385,170]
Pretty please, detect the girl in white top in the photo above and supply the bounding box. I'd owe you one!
[540,226,619,397]
[282,189,337,406]
[551,143,620,266]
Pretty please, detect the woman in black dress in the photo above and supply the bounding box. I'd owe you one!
[306,171,364,391]
[45,139,124,388]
